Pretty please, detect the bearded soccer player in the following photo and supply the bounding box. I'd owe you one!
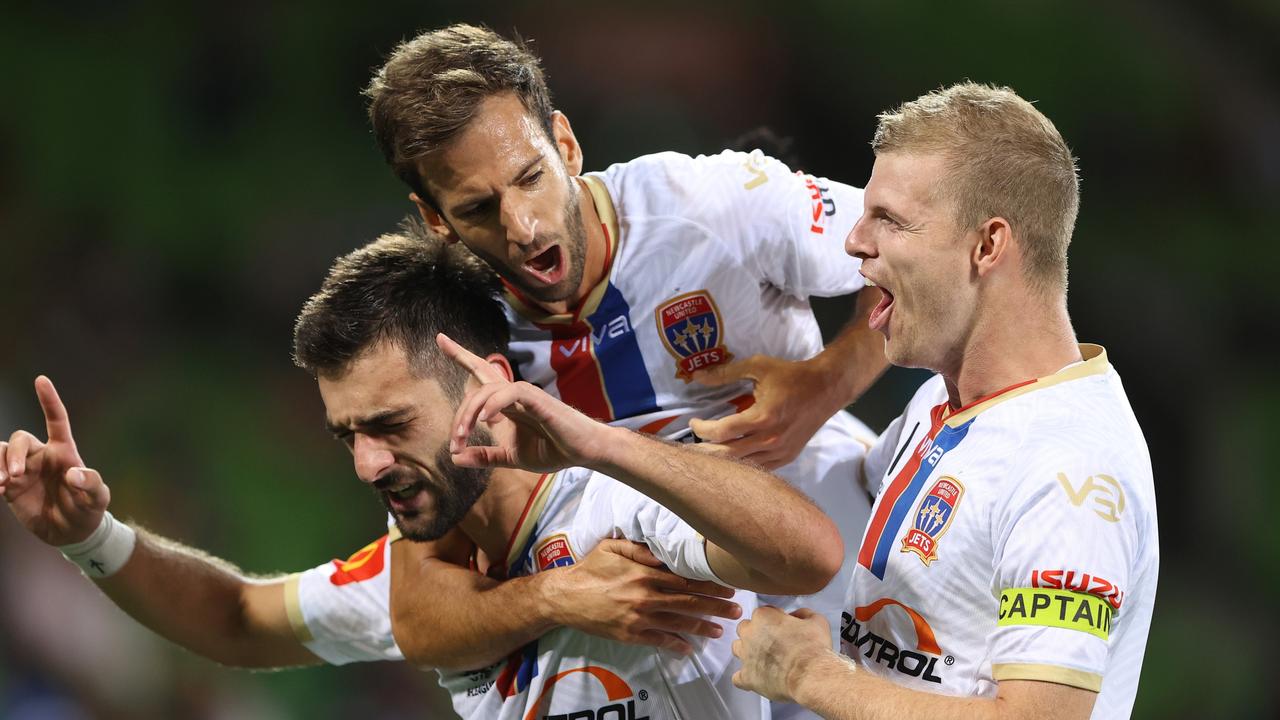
[728,84,1158,719]
[0,228,843,718]
[364,26,888,682]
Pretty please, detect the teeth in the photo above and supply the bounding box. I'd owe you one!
[864,278,877,287]
[389,485,416,500]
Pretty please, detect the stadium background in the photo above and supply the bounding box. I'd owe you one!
[1,1,1276,718]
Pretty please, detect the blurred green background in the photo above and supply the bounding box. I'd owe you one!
[1,1,1276,718]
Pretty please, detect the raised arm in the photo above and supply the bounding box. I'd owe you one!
[437,335,844,595]
[390,526,743,670]
[0,376,317,669]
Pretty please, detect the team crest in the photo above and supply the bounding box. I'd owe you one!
[655,291,733,382]
[535,534,577,571]
[901,477,964,566]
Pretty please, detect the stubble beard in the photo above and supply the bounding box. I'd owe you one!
[377,427,494,542]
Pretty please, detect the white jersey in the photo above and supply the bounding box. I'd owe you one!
[286,468,766,720]
[442,468,765,720]
[507,149,865,435]
[844,346,1157,719]
[507,150,875,630]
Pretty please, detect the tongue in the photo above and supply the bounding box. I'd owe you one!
[869,288,894,330]
[527,246,558,272]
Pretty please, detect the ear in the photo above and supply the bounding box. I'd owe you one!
[484,353,515,383]
[411,193,459,243]
[550,111,583,176]
[973,216,1013,279]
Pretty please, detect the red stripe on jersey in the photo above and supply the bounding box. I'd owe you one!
[856,413,944,570]
[545,321,613,421]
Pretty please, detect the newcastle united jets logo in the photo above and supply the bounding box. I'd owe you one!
[901,476,964,566]
[655,291,733,382]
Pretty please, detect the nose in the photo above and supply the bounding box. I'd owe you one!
[353,433,395,485]
[500,194,537,247]
[845,213,876,260]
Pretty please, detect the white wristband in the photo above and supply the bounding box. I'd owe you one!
[59,511,137,579]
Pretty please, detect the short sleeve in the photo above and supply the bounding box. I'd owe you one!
[988,448,1139,691]
[579,476,728,587]
[284,531,405,665]
[717,150,866,299]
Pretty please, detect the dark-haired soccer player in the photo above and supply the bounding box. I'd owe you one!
[365,28,887,683]
[0,224,841,718]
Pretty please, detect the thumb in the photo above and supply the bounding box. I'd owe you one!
[599,538,663,567]
[690,357,757,388]
[790,607,820,620]
[66,467,110,512]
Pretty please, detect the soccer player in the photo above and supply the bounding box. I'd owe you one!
[365,24,888,669]
[727,83,1159,719]
[0,228,843,718]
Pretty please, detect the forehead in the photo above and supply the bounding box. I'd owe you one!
[419,93,553,200]
[317,342,451,424]
[865,152,949,215]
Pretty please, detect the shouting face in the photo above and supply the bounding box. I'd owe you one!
[418,93,590,308]
[318,341,490,541]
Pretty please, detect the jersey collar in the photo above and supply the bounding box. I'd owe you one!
[939,344,1110,428]
[502,472,558,574]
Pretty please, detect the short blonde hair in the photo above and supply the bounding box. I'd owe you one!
[873,82,1079,293]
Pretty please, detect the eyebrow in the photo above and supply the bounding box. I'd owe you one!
[325,408,412,436]
[450,154,544,213]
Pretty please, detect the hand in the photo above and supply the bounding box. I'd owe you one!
[689,354,846,469]
[544,538,742,655]
[0,376,110,546]
[732,606,833,702]
[437,333,613,472]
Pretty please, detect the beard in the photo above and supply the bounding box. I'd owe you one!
[472,181,589,306]
[374,427,493,542]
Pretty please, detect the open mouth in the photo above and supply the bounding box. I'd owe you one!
[378,477,429,514]
[867,285,895,332]
[520,245,566,286]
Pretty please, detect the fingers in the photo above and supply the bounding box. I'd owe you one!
[6,430,43,478]
[633,629,692,656]
[436,333,506,384]
[597,538,664,568]
[648,611,726,639]
[650,571,738,600]
[790,607,820,620]
[450,382,509,453]
[66,467,110,512]
[690,356,761,388]
[0,441,7,485]
[649,590,743,621]
[688,405,766,444]
[34,376,75,445]
[450,446,516,469]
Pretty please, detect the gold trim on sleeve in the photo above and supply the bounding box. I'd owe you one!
[991,663,1102,692]
[282,573,314,644]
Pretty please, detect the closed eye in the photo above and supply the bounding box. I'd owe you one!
[520,169,544,188]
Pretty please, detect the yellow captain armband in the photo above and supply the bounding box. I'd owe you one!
[997,588,1112,641]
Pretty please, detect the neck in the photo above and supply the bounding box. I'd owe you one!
[535,177,608,316]
[942,290,1080,409]
[457,468,546,568]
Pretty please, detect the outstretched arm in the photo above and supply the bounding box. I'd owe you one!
[688,288,888,469]
[438,335,844,595]
[0,376,317,669]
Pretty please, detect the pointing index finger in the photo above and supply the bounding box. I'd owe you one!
[34,376,74,444]
[436,333,506,384]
